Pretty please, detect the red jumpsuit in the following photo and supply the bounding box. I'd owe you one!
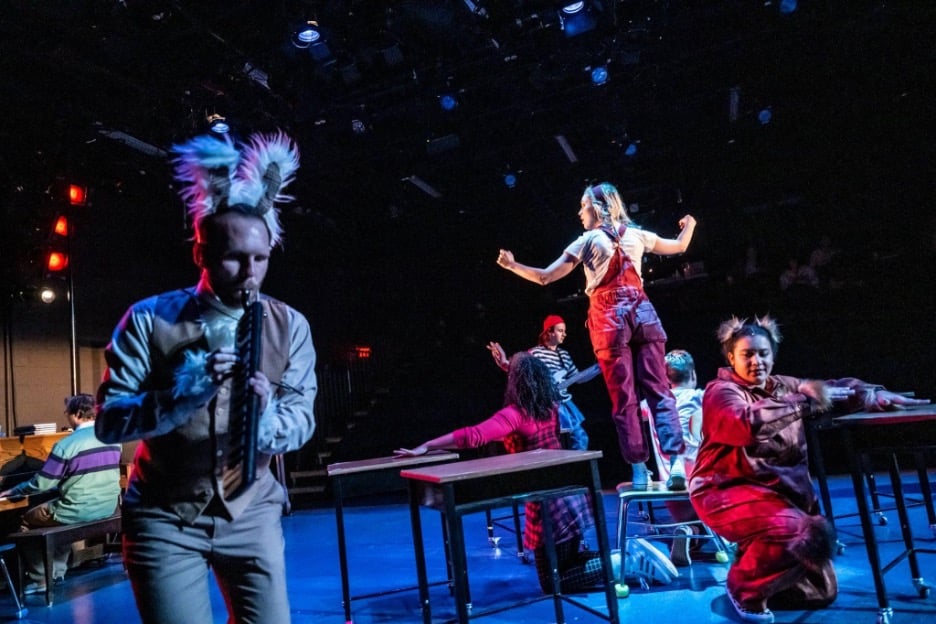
[689,368,880,611]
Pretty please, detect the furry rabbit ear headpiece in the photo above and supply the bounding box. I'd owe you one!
[172,131,300,248]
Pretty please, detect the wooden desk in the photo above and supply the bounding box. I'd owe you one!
[822,405,936,624]
[402,449,619,624]
[0,433,69,533]
[0,432,69,480]
[326,452,459,624]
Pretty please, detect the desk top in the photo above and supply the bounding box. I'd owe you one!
[401,449,602,484]
[833,404,936,427]
[326,451,459,477]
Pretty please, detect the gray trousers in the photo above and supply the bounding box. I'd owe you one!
[122,476,290,624]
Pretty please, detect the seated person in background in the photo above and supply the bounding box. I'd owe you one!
[0,394,122,595]
[646,349,705,565]
[689,316,929,624]
[778,257,819,292]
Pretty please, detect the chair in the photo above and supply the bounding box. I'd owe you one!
[0,543,28,619]
[616,480,730,580]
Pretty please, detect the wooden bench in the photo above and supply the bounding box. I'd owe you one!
[8,512,122,606]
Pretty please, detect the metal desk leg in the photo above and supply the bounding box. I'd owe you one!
[409,487,432,624]
[542,505,565,623]
[887,454,930,597]
[333,480,353,623]
[912,452,936,533]
[446,489,471,623]
[590,463,620,623]
[844,430,892,623]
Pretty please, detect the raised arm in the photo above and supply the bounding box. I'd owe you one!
[650,214,697,256]
[496,249,578,285]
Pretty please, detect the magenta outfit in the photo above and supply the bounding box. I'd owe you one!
[565,224,684,464]
[451,405,602,592]
[689,368,882,610]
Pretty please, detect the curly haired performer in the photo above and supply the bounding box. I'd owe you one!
[96,132,317,623]
[689,316,928,623]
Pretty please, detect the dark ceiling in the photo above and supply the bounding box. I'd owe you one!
[1,1,935,366]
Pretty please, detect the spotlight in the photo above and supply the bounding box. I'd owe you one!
[590,66,608,86]
[439,93,459,112]
[207,114,230,134]
[292,21,321,48]
[503,172,518,189]
[350,118,367,135]
[758,108,772,125]
[624,142,638,157]
[40,287,56,304]
[559,1,597,37]
[779,0,798,14]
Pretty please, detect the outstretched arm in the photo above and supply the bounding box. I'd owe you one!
[496,249,578,285]
[650,214,697,256]
[394,432,456,457]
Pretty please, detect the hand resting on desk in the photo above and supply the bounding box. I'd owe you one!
[393,445,429,458]
[869,391,930,410]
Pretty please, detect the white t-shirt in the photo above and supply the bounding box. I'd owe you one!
[564,226,659,296]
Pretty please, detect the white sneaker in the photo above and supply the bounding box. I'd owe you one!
[727,590,775,623]
[624,537,679,585]
[666,455,687,491]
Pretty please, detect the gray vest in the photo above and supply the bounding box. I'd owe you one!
[131,288,290,523]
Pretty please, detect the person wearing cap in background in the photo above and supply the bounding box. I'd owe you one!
[487,314,599,450]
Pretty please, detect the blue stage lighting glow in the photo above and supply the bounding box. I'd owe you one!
[563,2,585,14]
[758,108,772,125]
[624,142,638,157]
[779,0,798,15]
[591,66,608,86]
[439,94,458,111]
[504,173,517,188]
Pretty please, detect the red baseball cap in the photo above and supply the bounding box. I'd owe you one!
[542,315,565,332]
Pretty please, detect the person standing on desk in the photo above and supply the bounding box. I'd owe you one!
[486,314,599,450]
[689,315,929,624]
[95,131,317,624]
[0,393,121,596]
[495,181,695,491]
[395,351,676,594]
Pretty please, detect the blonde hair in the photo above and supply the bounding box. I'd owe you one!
[585,182,632,227]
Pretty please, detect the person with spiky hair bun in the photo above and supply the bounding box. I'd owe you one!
[689,316,928,624]
[95,132,317,624]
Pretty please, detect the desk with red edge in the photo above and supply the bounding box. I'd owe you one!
[822,405,936,624]
[402,449,619,624]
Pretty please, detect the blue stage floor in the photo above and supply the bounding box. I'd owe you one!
[3,472,935,623]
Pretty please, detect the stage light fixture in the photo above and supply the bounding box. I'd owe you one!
[559,1,597,37]
[53,215,69,237]
[624,142,638,157]
[40,287,56,304]
[779,0,798,14]
[207,114,230,134]
[292,21,322,48]
[758,108,772,125]
[439,93,459,112]
[591,66,608,86]
[68,184,88,206]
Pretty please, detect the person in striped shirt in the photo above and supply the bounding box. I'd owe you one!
[0,393,121,594]
[486,315,598,450]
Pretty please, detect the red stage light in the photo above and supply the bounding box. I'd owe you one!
[53,215,69,237]
[68,184,88,206]
[46,251,69,272]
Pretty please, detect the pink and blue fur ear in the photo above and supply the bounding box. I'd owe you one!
[172,131,300,248]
